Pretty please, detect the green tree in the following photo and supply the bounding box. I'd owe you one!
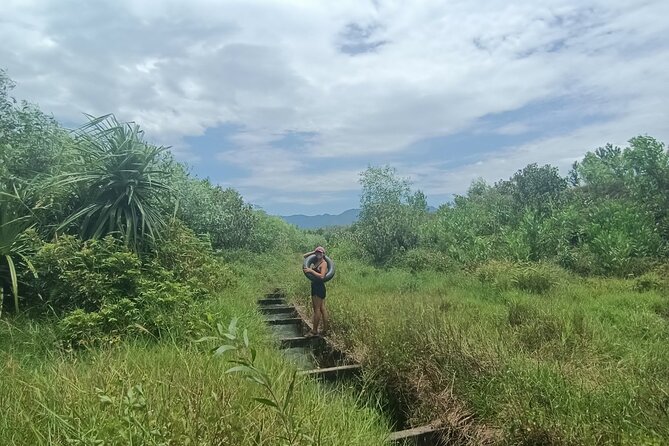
[573,143,627,198]
[500,163,568,216]
[623,136,669,240]
[425,180,513,264]
[1,70,80,236]
[0,69,73,185]
[357,166,427,264]
[167,163,258,250]
[575,136,669,248]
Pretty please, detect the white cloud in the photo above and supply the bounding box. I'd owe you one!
[409,103,668,197]
[216,144,361,194]
[495,123,533,136]
[1,0,668,212]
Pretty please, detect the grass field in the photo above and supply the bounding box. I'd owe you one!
[2,251,668,445]
[0,254,390,446]
[285,256,669,445]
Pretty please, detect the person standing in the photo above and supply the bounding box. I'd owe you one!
[303,246,329,336]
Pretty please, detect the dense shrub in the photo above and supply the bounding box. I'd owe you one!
[58,278,194,347]
[477,261,566,294]
[153,219,236,297]
[476,260,519,291]
[29,236,142,312]
[632,272,666,293]
[247,212,308,253]
[27,235,202,346]
[168,166,258,250]
[512,263,568,294]
[389,248,455,273]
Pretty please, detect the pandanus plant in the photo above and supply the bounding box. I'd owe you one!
[57,114,173,251]
[0,189,37,315]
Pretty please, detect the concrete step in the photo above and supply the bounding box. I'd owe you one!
[298,364,362,380]
[387,423,443,445]
[279,335,322,349]
[259,305,296,315]
[265,291,285,299]
[265,317,303,326]
[258,298,285,306]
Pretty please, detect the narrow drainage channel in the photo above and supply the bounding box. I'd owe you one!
[258,290,447,445]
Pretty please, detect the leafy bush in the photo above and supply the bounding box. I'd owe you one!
[357,166,427,264]
[476,260,519,291]
[28,235,201,346]
[1,69,75,186]
[327,237,366,263]
[390,248,454,273]
[167,166,259,250]
[58,279,195,348]
[632,272,666,293]
[477,261,566,294]
[153,220,236,297]
[0,190,40,313]
[30,236,142,313]
[512,263,567,294]
[58,300,140,347]
[247,212,305,253]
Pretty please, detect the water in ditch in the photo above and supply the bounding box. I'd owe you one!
[268,323,318,369]
[260,298,446,444]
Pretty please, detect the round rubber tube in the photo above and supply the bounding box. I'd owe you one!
[303,254,335,282]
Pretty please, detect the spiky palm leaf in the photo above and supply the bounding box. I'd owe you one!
[0,190,37,314]
[57,114,173,251]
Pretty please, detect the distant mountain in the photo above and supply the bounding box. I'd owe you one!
[281,206,437,229]
[281,209,360,229]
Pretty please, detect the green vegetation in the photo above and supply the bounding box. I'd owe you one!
[2,68,669,445]
[0,189,37,313]
[286,261,669,444]
[0,71,387,445]
[56,114,173,250]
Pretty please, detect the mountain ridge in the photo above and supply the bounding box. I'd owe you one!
[280,206,437,229]
[280,209,360,229]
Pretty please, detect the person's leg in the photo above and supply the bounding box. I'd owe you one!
[320,299,329,334]
[311,295,321,335]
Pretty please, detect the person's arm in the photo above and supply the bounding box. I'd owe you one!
[302,260,326,279]
[303,253,314,274]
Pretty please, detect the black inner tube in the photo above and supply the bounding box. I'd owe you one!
[303,254,335,282]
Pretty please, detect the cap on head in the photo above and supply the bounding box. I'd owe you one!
[315,246,325,254]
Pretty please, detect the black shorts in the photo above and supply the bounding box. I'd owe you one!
[311,281,326,299]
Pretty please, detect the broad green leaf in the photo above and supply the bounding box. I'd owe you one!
[5,255,19,312]
[252,398,279,409]
[225,365,255,375]
[213,345,236,356]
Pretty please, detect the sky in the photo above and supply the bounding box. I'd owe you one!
[2,0,668,216]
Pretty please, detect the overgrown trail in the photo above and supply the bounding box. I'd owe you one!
[259,289,446,445]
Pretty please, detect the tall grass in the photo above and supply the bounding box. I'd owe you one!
[4,247,667,444]
[0,338,388,445]
[286,256,669,444]
[0,253,390,445]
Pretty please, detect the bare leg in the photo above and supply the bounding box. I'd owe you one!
[311,295,321,335]
[320,299,329,333]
